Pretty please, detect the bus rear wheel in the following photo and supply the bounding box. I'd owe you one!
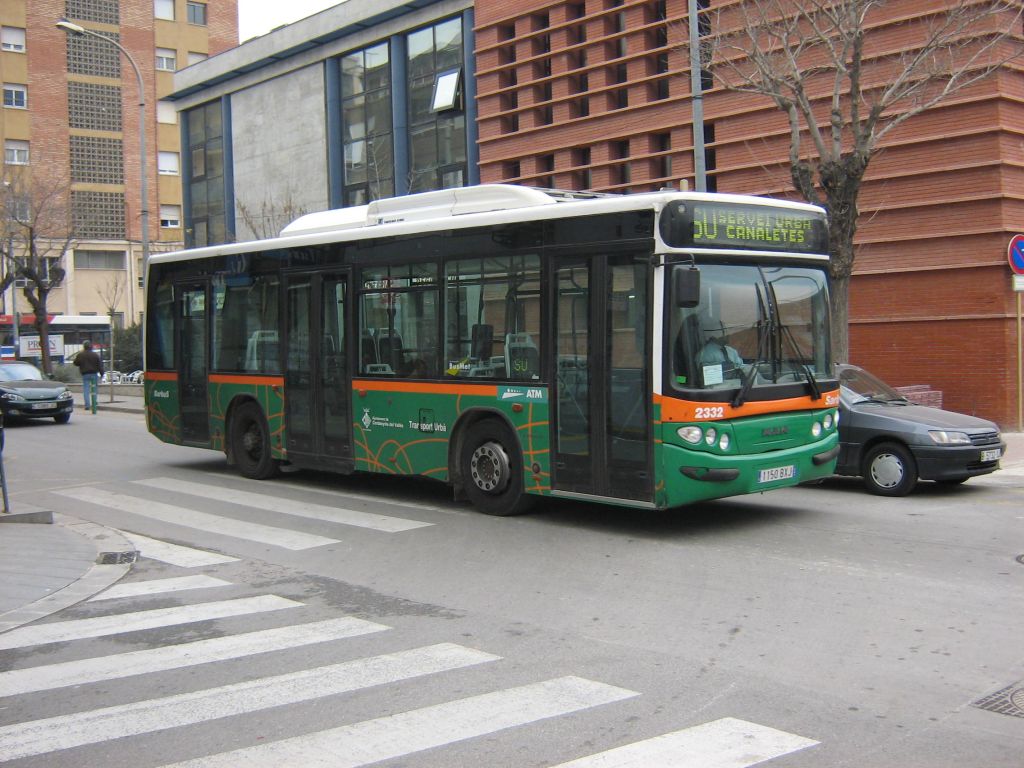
[231,402,279,479]
[460,420,534,516]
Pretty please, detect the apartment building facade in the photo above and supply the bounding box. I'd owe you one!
[0,0,237,332]
[170,0,1023,426]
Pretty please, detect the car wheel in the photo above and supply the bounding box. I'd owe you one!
[460,419,534,516]
[862,442,917,497]
[230,402,279,479]
[54,413,71,424]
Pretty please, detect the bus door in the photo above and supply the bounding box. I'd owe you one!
[284,272,351,466]
[178,282,210,444]
[552,254,652,503]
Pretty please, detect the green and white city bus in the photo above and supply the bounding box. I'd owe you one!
[145,184,840,515]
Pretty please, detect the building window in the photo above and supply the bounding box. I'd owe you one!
[157,100,178,124]
[72,191,126,239]
[1,27,26,53]
[66,0,120,24]
[154,0,174,20]
[407,18,467,194]
[341,42,393,207]
[68,82,121,131]
[160,204,182,228]
[71,135,124,184]
[158,151,180,175]
[4,139,29,165]
[73,250,126,270]
[3,84,27,109]
[432,69,461,113]
[186,2,207,25]
[155,47,177,71]
[187,51,208,65]
[186,100,226,247]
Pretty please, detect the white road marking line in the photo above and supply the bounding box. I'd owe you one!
[53,487,338,550]
[0,643,499,762]
[0,616,388,697]
[88,575,232,602]
[161,676,639,768]
[204,472,447,512]
[0,595,302,651]
[549,717,819,767]
[118,531,239,567]
[137,477,433,532]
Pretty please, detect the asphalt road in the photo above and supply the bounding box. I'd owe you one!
[1,410,1022,767]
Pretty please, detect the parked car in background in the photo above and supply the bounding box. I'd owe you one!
[0,361,75,424]
[834,364,1005,496]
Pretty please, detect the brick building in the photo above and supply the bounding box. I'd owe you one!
[0,0,236,334]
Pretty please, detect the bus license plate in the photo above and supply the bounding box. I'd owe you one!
[758,465,795,483]
[31,402,57,410]
[981,448,1001,462]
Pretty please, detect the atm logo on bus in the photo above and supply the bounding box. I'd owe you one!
[498,386,547,403]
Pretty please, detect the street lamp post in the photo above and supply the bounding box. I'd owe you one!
[56,19,150,290]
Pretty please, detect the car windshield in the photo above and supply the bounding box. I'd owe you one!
[839,366,906,404]
[0,363,43,382]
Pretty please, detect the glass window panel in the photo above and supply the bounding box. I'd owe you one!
[188,107,206,144]
[408,77,434,124]
[407,27,434,79]
[204,102,222,138]
[205,138,223,178]
[364,89,391,136]
[435,18,462,71]
[343,95,366,141]
[346,140,367,184]
[366,135,393,185]
[365,43,390,90]
[437,115,466,165]
[410,124,438,177]
[341,52,364,96]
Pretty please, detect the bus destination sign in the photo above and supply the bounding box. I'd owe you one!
[660,200,829,255]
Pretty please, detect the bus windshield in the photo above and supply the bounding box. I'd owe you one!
[670,264,830,395]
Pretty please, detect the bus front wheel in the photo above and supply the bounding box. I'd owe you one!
[460,420,534,516]
[230,402,279,480]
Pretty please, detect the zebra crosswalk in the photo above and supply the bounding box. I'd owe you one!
[0,542,821,767]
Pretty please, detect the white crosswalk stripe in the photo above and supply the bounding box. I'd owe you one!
[0,643,500,762]
[0,595,302,650]
[0,616,388,697]
[135,476,433,532]
[549,717,819,767]
[88,575,232,602]
[118,531,239,567]
[53,486,339,550]
[161,676,640,768]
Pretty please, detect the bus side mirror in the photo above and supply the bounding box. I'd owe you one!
[674,266,700,308]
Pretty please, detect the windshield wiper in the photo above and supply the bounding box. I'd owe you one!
[732,319,770,409]
[777,322,821,401]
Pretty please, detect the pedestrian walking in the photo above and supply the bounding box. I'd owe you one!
[73,341,104,414]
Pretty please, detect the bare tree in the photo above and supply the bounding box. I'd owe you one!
[96,273,125,401]
[235,191,309,242]
[0,163,73,374]
[700,0,1023,361]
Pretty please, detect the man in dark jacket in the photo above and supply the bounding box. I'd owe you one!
[73,341,104,414]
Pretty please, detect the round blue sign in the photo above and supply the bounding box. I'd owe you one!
[1010,234,1024,276]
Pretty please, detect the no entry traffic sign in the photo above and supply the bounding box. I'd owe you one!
[1010,234,1024,275]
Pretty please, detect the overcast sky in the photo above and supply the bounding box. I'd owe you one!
[237,0,345,41]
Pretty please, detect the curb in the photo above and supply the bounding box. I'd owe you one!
[0,514,138,634]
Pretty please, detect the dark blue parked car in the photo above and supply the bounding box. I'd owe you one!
[834,364,1005,496]
[0,361,75,424]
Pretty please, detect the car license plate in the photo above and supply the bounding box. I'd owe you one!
[980,448,1001,462]
[758,465,795,483]
[31,402,57,410]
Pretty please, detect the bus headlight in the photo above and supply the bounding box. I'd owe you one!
[704,428,717,446]
[678,426,703,444]
[822,413,833,430]
[811,421,822,438]
[718,433,730,451]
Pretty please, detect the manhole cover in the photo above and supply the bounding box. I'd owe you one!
[97,550,139,565]
[973,681,1024,719]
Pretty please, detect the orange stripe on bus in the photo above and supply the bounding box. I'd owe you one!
[144,371,178,381]
[656,388,840,422]
[352,379,500,397]
[209,374,285,386]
